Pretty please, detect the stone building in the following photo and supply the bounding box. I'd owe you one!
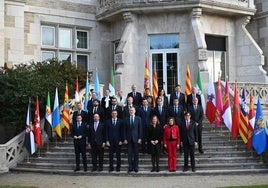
[1,0,268,96]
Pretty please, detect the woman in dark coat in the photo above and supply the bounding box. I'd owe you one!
[147,115,163,172]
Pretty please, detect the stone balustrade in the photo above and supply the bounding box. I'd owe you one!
[229,82,268,104]
[97,0,255,15]
[0,131,28,173]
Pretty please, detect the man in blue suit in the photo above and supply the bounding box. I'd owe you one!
[71,114,88,172]
[137,98,153,153]
[106,110,124,172]
[124,107,142,173]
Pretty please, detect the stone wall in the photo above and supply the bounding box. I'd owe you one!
[0,0,4,67]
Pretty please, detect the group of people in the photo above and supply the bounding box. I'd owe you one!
[71,84,204,173]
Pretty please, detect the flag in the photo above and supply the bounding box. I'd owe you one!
[152,65,158,108]
[94,70,100,98]
[252,97,268,155]
[239,88,249,144]
[231,84,240,138]
[196,69,206,112]
[75,77,80,102]
[44,92,53,140]
[221,80,232,131]
[84,73,90,112]
[247,93,255,149]
[33,96,42,149]
[109,68,115,97]
[52,88,62,138]
[185,65,192,97]
[24,101,36,155]
[215,76,223,127]
[144,55,150,96]
[206,76,216,123]
[62,83,70,134]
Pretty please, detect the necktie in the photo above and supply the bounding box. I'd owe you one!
[130,116,134,126]
[77,122,80,129]
[105,97,109,108]
[113,105,116,110]
[94,122,98,131]
[113,119,116,126]
[186,121,190,130]
[133,92,136,98]
[93,107,96,113]
[194,105,197,111]
[159,106,162,114]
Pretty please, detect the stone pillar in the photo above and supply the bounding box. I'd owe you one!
[0,0,4,67]
[0,147,8,173]
[4,0,27,66]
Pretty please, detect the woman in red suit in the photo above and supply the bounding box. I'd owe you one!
[163,117,180,172]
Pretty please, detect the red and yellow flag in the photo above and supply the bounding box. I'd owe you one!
[239,88,249,144]
[144,55,150,95]
[152,67,158,108]
[185,65,192,97]
[62,83,70,134]
[215,76,223,127]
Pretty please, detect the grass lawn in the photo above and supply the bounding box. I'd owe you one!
[224,185,268,188]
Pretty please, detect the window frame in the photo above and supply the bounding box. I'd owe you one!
[76,30,89,50]
[41,25,55,47]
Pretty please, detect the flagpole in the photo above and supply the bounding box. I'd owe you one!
[46,140,50,152]
[38,148,41,158]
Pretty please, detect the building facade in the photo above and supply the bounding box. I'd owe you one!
[1,0,268,96]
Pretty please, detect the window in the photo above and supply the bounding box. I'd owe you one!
[77,54,88,70]
[59,52,72,61]
[150,35,179,49]
[42,51,55,61]
[41,26,55,46]
[77,31,88,49]
[205,35,226,82]
[59,28,72,48]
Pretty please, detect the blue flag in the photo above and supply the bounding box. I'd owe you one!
[84,73,90,112]
[52,88,62,138]
[94,71,100,98]
[252,97,268,155]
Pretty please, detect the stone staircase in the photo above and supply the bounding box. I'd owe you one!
[10,121,268,176]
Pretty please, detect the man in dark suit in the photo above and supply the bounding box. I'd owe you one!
[188,97,204,153]
[153,97,168,127]
[186,86,202,108]
[137,98,153,153]
[87,92,100,111]
[169,84,186,110]
[127,84,142,107]
[101,89,113,119]
[124,107,142,173]
[71,114,88,172]
[167,97,185,126]
[180,112,198,172]
[88,99,105,124]
[105,110,124,172]
[88,113,106,172]
[106,97,123,119]
[72,102,88,125]
[123,96,138,118]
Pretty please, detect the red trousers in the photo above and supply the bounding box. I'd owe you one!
[166,141,178,171]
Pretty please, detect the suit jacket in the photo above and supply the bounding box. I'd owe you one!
[124,116,142,143]
[163,124,180,146]
[71,121,88,139]
[123,105,138,118]
[88,105,105,124]
[153,106,168,127]
[180,119,198,146]
[105,118,124,145]
[187,93,202,108]
[72,110,88,125]
[106,105,123,119]
[137,106,153,128]
[170,92,186,110]
[127,92,142,107]
[167,105,184,126]
[157,96,169,108]
[188,104,204,126]
[88,121,106,146]
[87,99,100,112]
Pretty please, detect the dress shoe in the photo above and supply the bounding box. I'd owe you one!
[84,169,87,172]
[116,169,120,172]
[98,168,103,172]
[183,168,188,172]
[199,149,204,154]
[150,168,155,172]
[74,168,80,172]
[91,168,97,172]
[156,167,159,172]
[109,168,114,172]
[128,169,133,173]
[134,169,138,173]
[192,168,196,172]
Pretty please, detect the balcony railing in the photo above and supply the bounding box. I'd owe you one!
[97,0,255,16]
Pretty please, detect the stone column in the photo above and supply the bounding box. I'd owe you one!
[0,0,4,67]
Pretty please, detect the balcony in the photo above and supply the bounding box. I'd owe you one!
[96,0,255,21]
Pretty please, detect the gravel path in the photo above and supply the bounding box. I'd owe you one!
[0,172,268,188]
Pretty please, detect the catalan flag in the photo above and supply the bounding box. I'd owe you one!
[185,65,192,97]
[152,64,158,108]
[52,88,62,138]
[62,83,70,134]
[144,55,150,96]
[239,88,249,144]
